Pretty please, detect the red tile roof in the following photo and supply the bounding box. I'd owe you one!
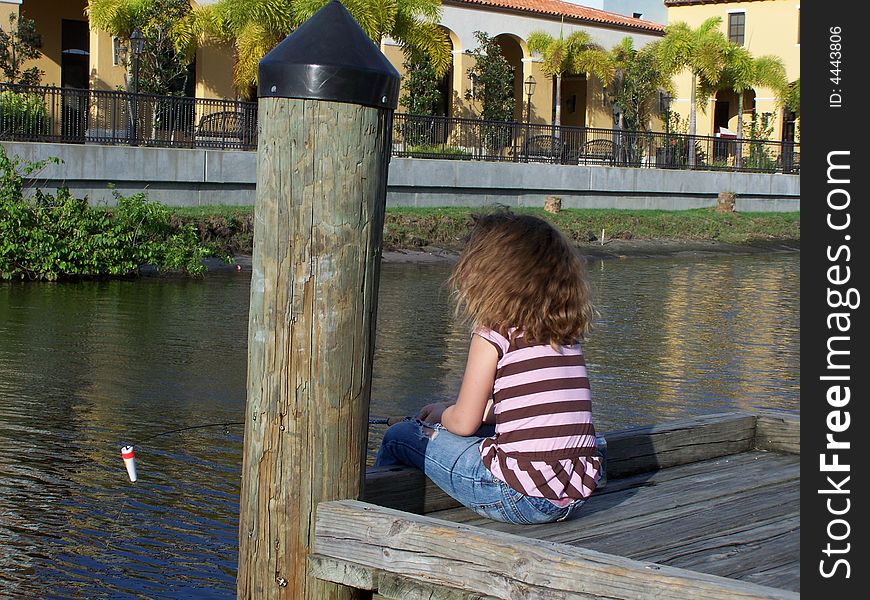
[665,0,767,5]
[446,0,665,33]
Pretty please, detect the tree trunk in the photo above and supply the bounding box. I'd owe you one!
[688,72,697,168]
[554,73,562,139]
[735,91,744,169]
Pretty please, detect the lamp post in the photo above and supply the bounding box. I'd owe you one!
[658,91,672,167]
[524,75,536,161]
[129,29,144,146]
[659,91,671,136]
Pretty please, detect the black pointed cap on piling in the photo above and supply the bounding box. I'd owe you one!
[258,0,400,110]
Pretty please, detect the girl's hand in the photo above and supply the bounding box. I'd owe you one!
[417,402,453,424]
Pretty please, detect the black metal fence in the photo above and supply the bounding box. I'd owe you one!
[392,113,800,174]
[2,83,798,174]
[1,83,258,150]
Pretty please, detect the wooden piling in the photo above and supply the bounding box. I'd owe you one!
[237,2,399,598]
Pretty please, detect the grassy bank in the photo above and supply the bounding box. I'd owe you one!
[170,206,800,257]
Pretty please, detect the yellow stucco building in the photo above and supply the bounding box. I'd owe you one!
[665,0,800,143]
[3,0,663,129]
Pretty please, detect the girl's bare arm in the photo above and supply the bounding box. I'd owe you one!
[440,334,498,436]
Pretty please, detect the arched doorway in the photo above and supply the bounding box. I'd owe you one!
[494,34,524,123]
[713,89,738,163]
[560,75,587,127]
[436,28,456,119]
[739,89,757,135]
[714,89,756,134]
[713,89,738,135]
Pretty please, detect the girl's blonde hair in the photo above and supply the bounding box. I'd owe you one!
[448,210,594,347]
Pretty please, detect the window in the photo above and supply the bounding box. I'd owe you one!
[112,36,124,66]
[728,12,746,45]
[633,12,643,19]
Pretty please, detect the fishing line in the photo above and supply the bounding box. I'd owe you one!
[126,417,400,449]
[128,421,245,448]
[119,417,403,481]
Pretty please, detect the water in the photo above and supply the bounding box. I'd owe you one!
[0,253,799,598]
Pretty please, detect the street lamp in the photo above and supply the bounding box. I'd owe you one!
[524,75,536,124]
[659,90,671,136]
[130,29,145,94]
[524,75,536,161]
[658,91,673,167]
[129,29,144,145]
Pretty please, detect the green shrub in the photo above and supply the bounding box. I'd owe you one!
[0,90,49,136]
[406,145,472,159]
[0,146,215,280]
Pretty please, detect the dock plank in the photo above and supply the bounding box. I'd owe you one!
[742,561,802,592]
[351,413,800,598]
[604,411,757,478]
[314,499,798,599]
[435,451,796,532]
[753,410,799,454]
[431,451,800,592]
[662,516,799,577]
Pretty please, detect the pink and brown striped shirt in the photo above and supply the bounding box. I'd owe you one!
[477,328,601,504]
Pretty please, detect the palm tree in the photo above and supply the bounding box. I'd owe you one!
[783,77,800,118]
[194,0,451,98]
[656,17,728,166]
[87,0,141,41]
[606,37,672,131]
[698,45,787,168]
[87,0,196,93]
[527,28,614,132]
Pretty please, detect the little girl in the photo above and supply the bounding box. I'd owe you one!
[375,210,602,525]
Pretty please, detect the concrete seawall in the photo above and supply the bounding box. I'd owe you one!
[3,141,800,212]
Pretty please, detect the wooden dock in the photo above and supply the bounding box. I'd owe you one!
[310,410,800,599]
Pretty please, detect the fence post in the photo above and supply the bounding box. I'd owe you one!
[237,2,399,598]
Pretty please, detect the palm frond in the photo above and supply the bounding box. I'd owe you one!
[191,5,230,41]
[169,12,197,60]
[234,20,283,94]
[395,18,450,75]
[87,0,148,37]
[783,78,800,115]
[696,16,723,37]
[527,31,555,56]
[753,55,788,94]
[575,49,615,86]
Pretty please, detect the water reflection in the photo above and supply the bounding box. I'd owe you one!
[592,256,797,428]
[0,253,799,597]
[0,280,245,598]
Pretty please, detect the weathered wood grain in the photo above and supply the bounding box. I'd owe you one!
[364,465,457,514]
[429,452,800,592]
[604,411,757,478]
[238,97,391,599]
[661,515,800,577]
[752,410,799,454]
[743,561,802,592]
[310,555,377,590]
[551,454,800,543]
[376,572,499,600]
[314,499,798,600]
[435,452,796,531]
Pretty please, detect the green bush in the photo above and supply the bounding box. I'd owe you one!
[0,146,215,280]
[406,145,472,159]
[0,90,49,136]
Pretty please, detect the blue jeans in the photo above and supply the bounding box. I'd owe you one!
[374,419,585,525]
